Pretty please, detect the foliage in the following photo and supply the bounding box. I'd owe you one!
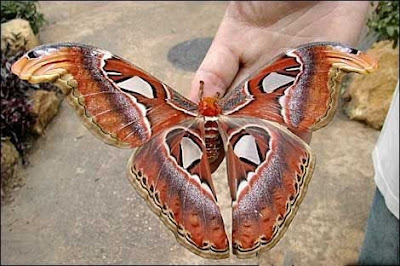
[1,48,57,161]
[1,1,46,34]
[1,49,36,159]
[367,1,399,48]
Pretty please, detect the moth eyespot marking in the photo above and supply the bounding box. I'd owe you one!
[300,164,305,172]
[149,185,154,193]
[297,174,302,182]
[233,134,261,166]
[180,136,203,170]
[117,76,155,99]
[289,195,294,201]
[262,72,295,93]
[137,170,143,177]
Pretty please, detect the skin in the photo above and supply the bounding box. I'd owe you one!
[189,1,370,142]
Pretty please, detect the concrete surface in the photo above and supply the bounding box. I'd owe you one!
[1,2,380,265]
[168,37,213,72]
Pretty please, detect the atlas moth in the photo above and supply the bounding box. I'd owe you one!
[12,42,376,259]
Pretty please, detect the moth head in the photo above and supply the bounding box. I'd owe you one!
[198,97,221,116]
[11,44,74,83]
[324,45,378,74]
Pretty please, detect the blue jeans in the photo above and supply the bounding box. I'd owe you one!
[359,188,400,265]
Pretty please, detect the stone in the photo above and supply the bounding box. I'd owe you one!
[0,140,20,179]
[1,140,20,201]
[31,90,62,135]
[1,18,40,54]
[342,40,399,130]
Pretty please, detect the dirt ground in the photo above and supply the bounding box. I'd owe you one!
[1,2,380,265]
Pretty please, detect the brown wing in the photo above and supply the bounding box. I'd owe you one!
[218,116,315,258]
[218,42,377,135]
[11,43,198,148]
[127,119,229,259]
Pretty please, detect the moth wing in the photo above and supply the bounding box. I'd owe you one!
[12,43,198,148]
[218,42,377,135]
[127,119,229,259]
[218,116,315,258]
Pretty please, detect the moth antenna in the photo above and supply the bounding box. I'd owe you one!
[198,80,204,100]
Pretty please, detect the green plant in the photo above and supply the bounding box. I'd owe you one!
[367,1,399,48]
[1,49,36,160]
[1,48,57,162]
[1,1,46,34]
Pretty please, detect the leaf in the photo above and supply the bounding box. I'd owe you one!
[386,26,396,37]
[0,1,46,34]
[367,1,399,48]
[1,48,57,159]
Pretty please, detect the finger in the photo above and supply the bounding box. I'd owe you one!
[226,52,274,93]
[228,65,256,92]
[189,25,240,102]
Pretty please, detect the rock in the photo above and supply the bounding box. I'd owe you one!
[1,140,20,201]
[342,40,399,130]
[1,140,20,178]
[1,18,40,54]
[31,90,62,135]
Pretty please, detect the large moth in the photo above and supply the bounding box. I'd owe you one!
[11,42,376,259]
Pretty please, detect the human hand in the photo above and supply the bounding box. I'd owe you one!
[189,1,369,100]
[189,1,369,142]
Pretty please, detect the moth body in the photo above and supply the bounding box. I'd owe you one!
[198,96,221,116]
[10,42,377,260]
[198,97,224,164]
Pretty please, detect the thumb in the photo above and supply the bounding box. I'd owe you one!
[189,33,240,102]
